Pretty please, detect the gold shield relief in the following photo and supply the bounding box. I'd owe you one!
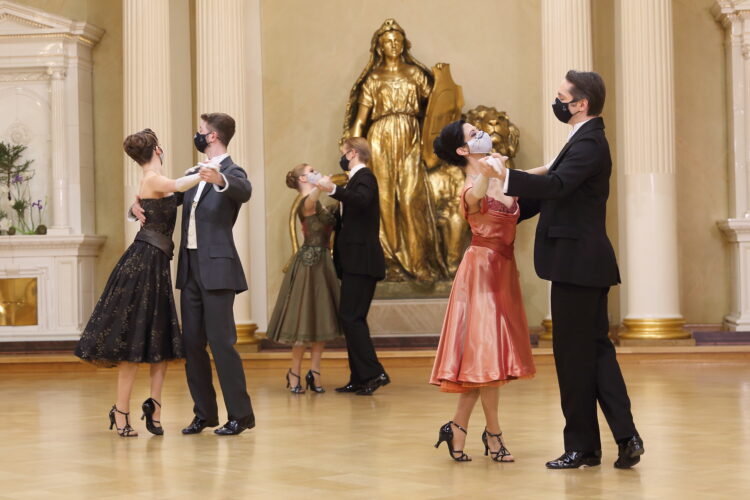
[422,63,464,170]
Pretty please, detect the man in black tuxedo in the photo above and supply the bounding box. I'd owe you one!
[133,112,255,435]
[317,137,390,396]
[497,71,643,469]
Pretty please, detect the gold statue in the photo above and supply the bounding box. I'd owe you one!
[342,18,446,283]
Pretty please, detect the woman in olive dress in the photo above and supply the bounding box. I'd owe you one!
[267,163,343,394]
[75,129,202,437]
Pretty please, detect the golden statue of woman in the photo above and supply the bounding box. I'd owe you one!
[342,18,446,283]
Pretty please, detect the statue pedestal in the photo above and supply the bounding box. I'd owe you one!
[368,298,448,337]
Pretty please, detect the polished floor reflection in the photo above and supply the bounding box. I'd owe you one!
[0,356,748,499]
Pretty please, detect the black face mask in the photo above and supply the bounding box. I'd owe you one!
[193,131,209,153]
[339,153,351,172]
[552,97,580,124]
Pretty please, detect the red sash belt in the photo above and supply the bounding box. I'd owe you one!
[471,235,514,260]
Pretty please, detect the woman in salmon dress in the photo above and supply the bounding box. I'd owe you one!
[430,120,543,463]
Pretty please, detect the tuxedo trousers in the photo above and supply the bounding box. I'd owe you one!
[550,282,637,452]
[181,249,253,422]
[339,273,384,384]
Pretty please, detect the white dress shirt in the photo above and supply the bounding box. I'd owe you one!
[187,153,230,249]
[503,118,594,193]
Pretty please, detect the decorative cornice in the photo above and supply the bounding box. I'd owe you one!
[0,1,104,47]
[0,71,49,82]
[0,234,106,252]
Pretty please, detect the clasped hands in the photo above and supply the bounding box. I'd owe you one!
[185,163,224,187]
[478,153,509,181]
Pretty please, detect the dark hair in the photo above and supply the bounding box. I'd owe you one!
[200,112,236,146]
[123,128,159,165]
[566,70,606,116]
[433,120,467,166]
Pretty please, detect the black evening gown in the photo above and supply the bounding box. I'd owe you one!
[75,196,183,367]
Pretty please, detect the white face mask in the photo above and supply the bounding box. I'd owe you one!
[467,131,493,154]
[306,171,322,185]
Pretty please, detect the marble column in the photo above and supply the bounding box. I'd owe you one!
[617,0,689,341]
[714,1,750,330]
[540,0,593,340]
[122,0,173,245]
[195,0,259,343]
[47,66,70,235]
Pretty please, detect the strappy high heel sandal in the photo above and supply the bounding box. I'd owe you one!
[108,405,137,437]
[305,369,325,393]
[285,369,305,394]
[141,398,163,436]
[482,428,514,462]
[435,421,471,462]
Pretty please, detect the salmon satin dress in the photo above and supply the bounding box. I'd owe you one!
[430,187,536,392]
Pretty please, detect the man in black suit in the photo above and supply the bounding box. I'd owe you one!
[497,71,643,469]
[134,112,255,435]
[317,137,390,396]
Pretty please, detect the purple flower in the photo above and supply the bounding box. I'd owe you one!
[34,200,43,210]
[11,174,23,184]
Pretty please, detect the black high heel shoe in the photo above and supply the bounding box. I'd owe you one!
[286,369,305,394]
[108,405,137,437]
[141,398,164,436]
[434,421,471,462]
[482,428,514,462]
[305,370,325,393]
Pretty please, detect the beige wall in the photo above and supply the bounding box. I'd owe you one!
[673,0,729,325]
[259,0,549,325]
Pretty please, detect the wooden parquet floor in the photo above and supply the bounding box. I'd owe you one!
[0,357,748,499]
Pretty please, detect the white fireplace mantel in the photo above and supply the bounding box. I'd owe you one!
[0,2,105,342]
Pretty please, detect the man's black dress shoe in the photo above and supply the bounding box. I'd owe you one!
[214,416,255,436]
[335,382,362,393]
[355,373,391,396]
[181,416,219,435]
[614,435,644,469]
[545,450,602,469]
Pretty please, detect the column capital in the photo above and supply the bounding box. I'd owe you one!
[46,66,66,80]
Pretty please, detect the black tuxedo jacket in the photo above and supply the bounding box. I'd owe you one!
[330,167,386,280]
[508,117,620,288]
[175,156,252,292]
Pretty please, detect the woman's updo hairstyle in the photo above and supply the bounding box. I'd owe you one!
[285,163,309,189]
[433,120,468,167]
[123,128,159,166]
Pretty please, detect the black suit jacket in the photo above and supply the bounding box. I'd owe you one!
[508,117,620,288]
[330,167,386,280]
[175,156,252,292]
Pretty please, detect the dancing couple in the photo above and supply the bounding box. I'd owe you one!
[430,70,644,469]
[267,137,390,396]
[76,113,255,437]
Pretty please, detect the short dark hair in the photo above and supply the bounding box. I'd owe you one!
[433,120,467,167]
[201,112,236,146]
[123,128,159,166]
[566,70,606,116]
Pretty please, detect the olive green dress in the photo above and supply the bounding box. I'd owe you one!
[267,197,343,344]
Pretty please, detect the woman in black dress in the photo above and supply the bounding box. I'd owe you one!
[75,129,201,437]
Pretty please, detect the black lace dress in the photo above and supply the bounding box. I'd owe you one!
[75,196,183,367]
[267,198,343,344]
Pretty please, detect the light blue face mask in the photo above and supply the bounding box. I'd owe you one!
[306,171,322,185]
[467,131,493,154]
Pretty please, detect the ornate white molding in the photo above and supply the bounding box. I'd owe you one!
[0,1,103,46]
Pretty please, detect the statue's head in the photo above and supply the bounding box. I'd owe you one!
[371,18,410,63]
[464,106,520,162]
